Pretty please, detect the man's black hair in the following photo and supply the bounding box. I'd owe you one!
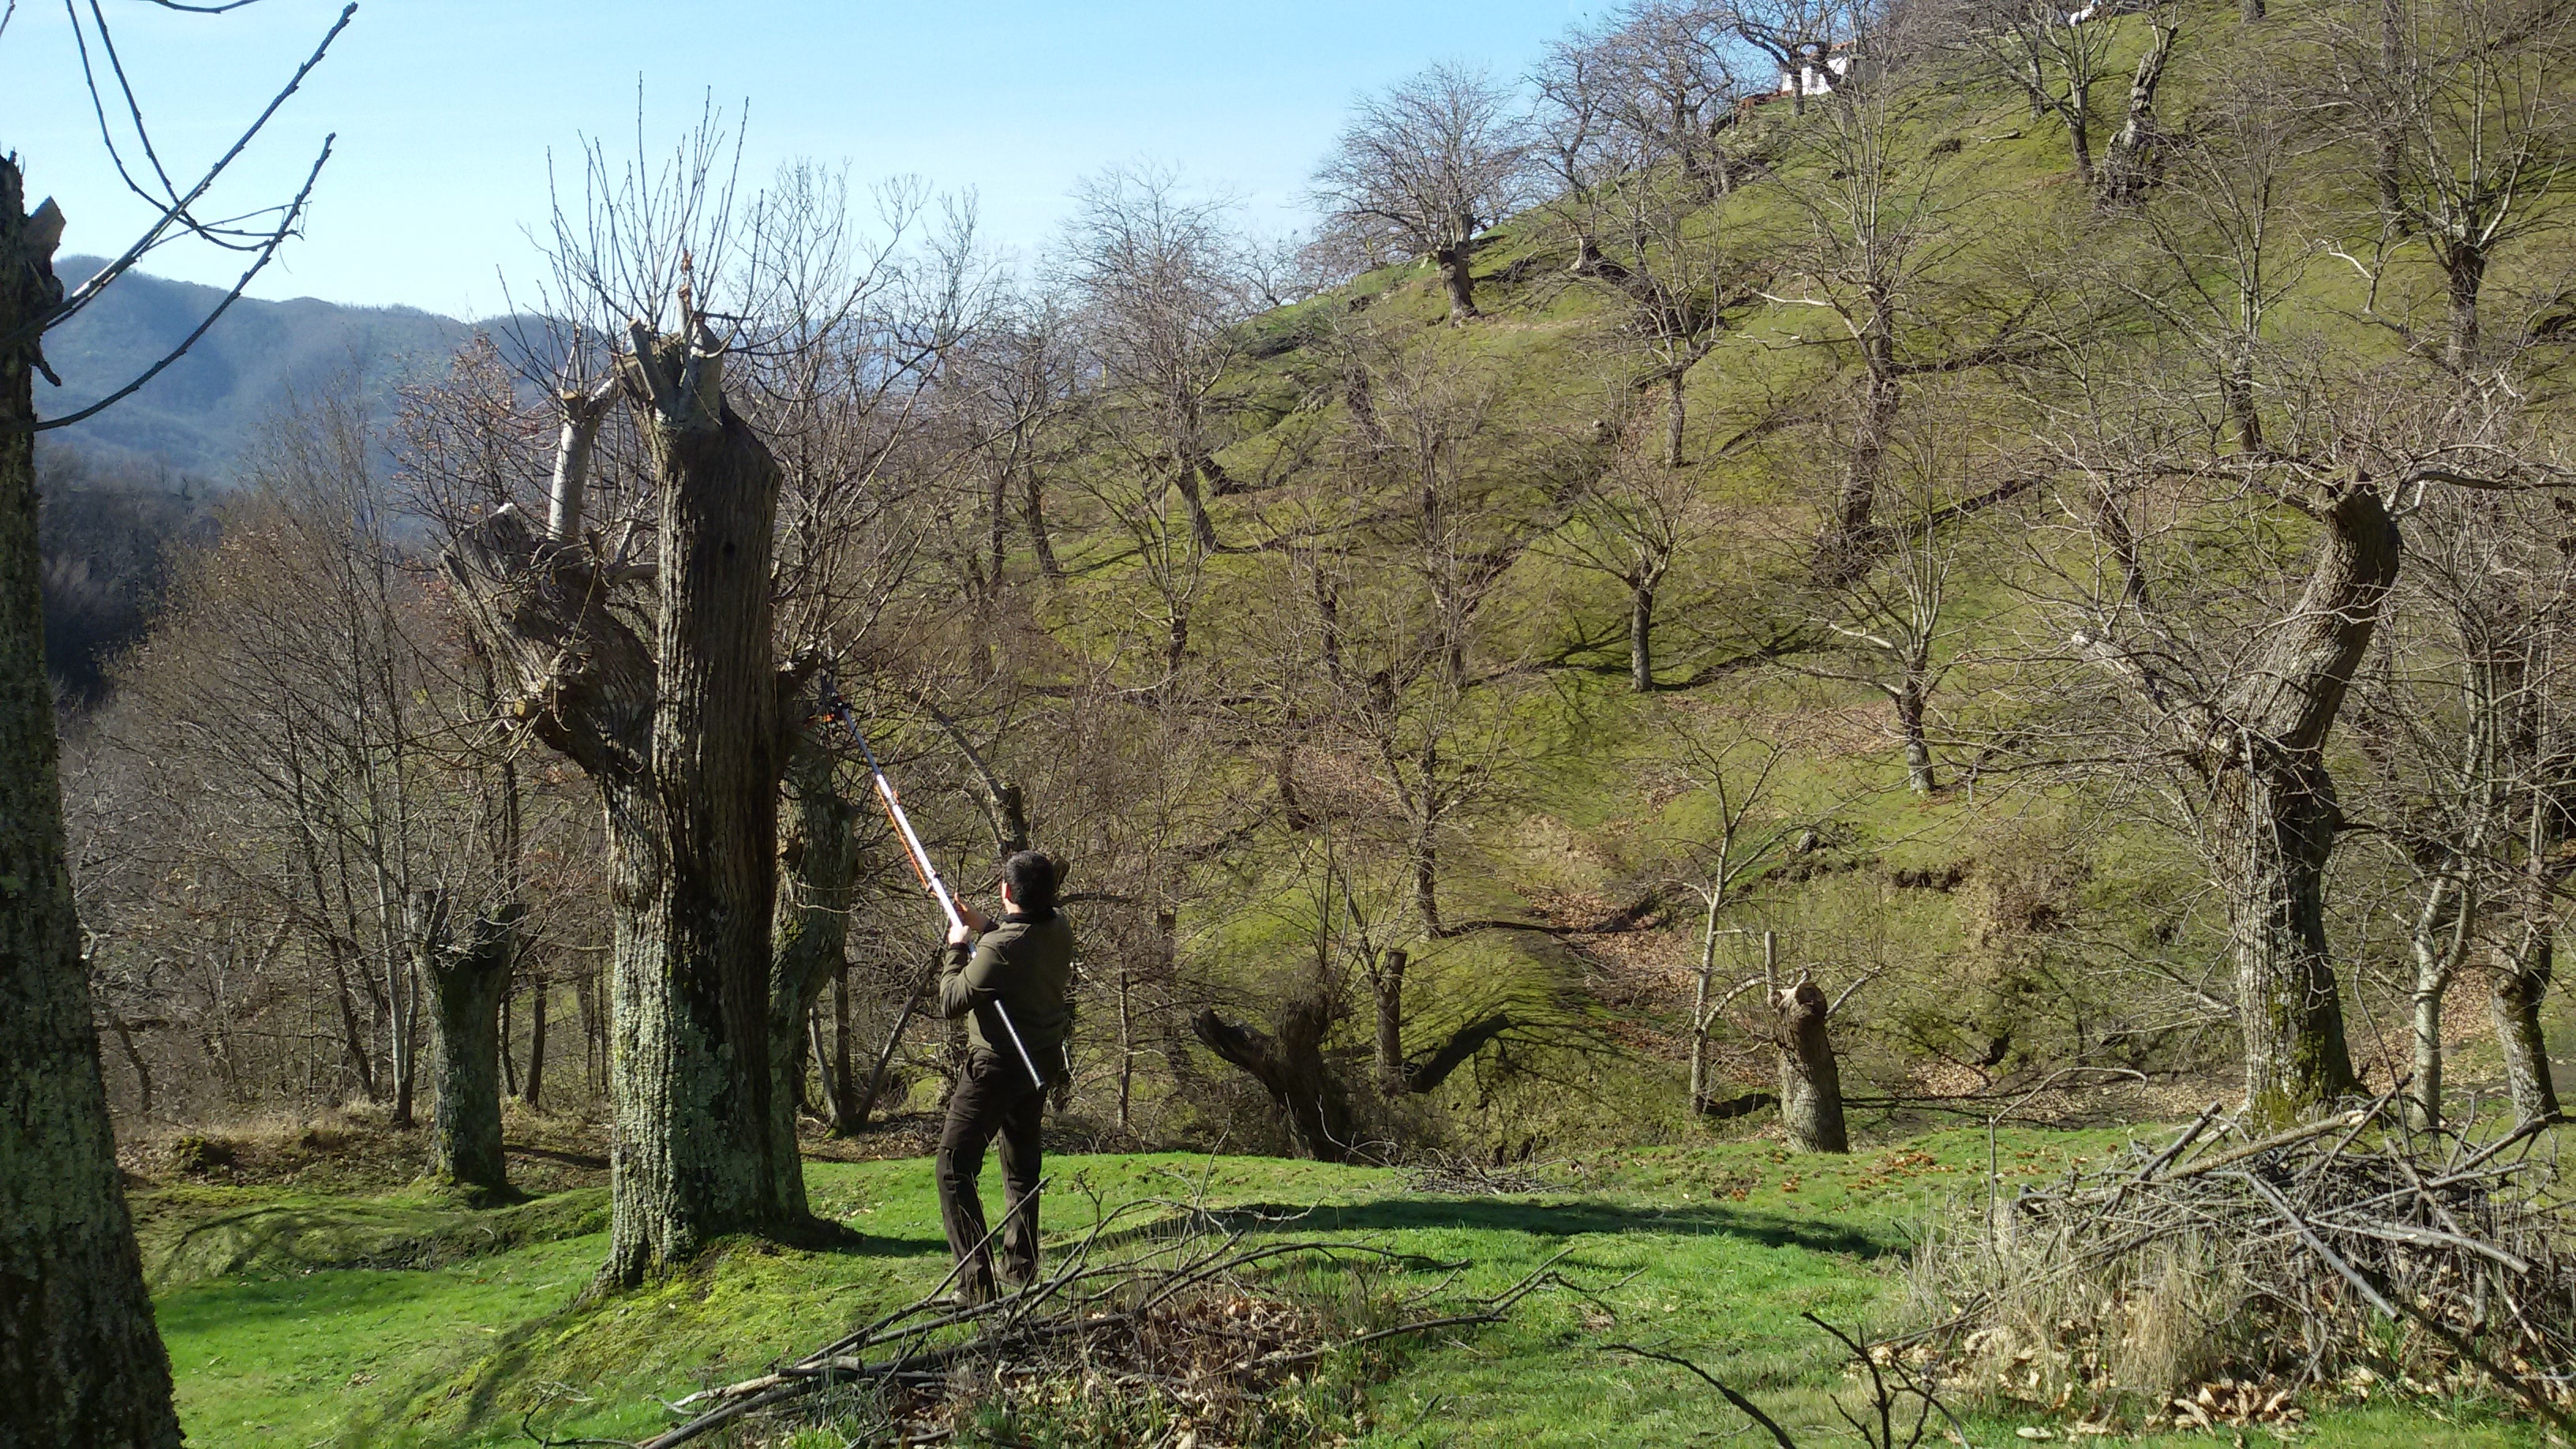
[1002,851,1059,915]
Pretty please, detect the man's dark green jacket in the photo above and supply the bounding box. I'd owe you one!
[939,909,1074,1075]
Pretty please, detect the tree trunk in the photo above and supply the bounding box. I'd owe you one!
[499,987,517,1099]
[2493,926,2560,1123]
[2065,96,2095,187]
[1434,244,1479,324]
[1372,949,1408,1096]
[1629,580,1657,693]
[829,958,859,1136]
[2412,983,2444,1129]
[390,949,419,1129]
[2200,486,2395,1123]
[444,323,804,1286]
[1897,678,1937,793]
[2445,247,2487,370]
[769,738,857,1218]
[2221,350,2262,453]
[522,972,546,1110]
[1020,466,1061,580]
[1192,998,1356,1162]
[1689,903,1720,1114]
[0,162,186,1449]
[1664,369,1687,469]
[1776,982,1848,1153]
[1819,343,1900,581]
[2097,24,2175,208]
[421,892,519,1193]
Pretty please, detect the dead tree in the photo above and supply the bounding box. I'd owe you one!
[444,314,814,1283]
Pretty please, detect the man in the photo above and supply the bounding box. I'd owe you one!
[935,849,1074,1301]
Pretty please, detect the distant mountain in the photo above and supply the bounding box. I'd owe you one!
[36,257,482,479]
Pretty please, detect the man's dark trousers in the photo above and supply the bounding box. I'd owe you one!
[938,1047,1043,1296]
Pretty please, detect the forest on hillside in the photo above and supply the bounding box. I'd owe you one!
[56,0,2576,1160]
[20,0,2576,1437]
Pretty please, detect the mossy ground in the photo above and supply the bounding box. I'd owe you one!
[152,1125,2554,1447]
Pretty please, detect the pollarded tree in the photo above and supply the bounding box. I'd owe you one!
[446,301,808,1282]
[1311,63,1533,325]
[443,117,975,1279]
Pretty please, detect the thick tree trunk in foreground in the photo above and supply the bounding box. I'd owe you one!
[2493,927,2561,1123]
[769,739,857,1215]
[421,891,520,1193]
[1193,998,1356,1162]
[2221,757,2361,1122]
[1776,982,1848,1154]
[444,324,804,1286]
[0,163,185,1449]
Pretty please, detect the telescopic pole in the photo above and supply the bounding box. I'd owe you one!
[818,674,1049,1091]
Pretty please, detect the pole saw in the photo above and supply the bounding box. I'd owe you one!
[817,672,1050,1094]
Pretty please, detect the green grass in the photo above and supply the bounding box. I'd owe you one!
[149,1127,2553,1447]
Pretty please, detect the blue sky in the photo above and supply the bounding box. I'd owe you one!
[3,0,1604,320]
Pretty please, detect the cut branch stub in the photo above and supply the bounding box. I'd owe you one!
[548,376,620,541]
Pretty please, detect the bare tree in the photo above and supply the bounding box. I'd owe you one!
[2319,0,2576,369]
[1537,444,1712,691]
[1058,166,1260,555]
[2059,362,2540,1122]
[1311,63,1533,324]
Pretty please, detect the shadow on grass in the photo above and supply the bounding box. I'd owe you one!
[1206,1196,1895,1260]
[1065,1193,1895,1262]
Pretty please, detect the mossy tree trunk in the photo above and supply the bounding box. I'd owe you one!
[770,736,857,1215]
[2210,489,2392,1122]
[421,890,520,1193]
[1193,997,1356,1162]
[2493,925,2561,1124]
[444,323,808,1286]
[0,162,185,1449]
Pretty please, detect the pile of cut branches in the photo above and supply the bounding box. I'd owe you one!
[582,1193,1573,1448]
[1398,1148,1574,1196]
[1915,1094,2576,1432]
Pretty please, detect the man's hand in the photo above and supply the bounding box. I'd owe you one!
[946,922,975,946]
[957,902,994,934]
